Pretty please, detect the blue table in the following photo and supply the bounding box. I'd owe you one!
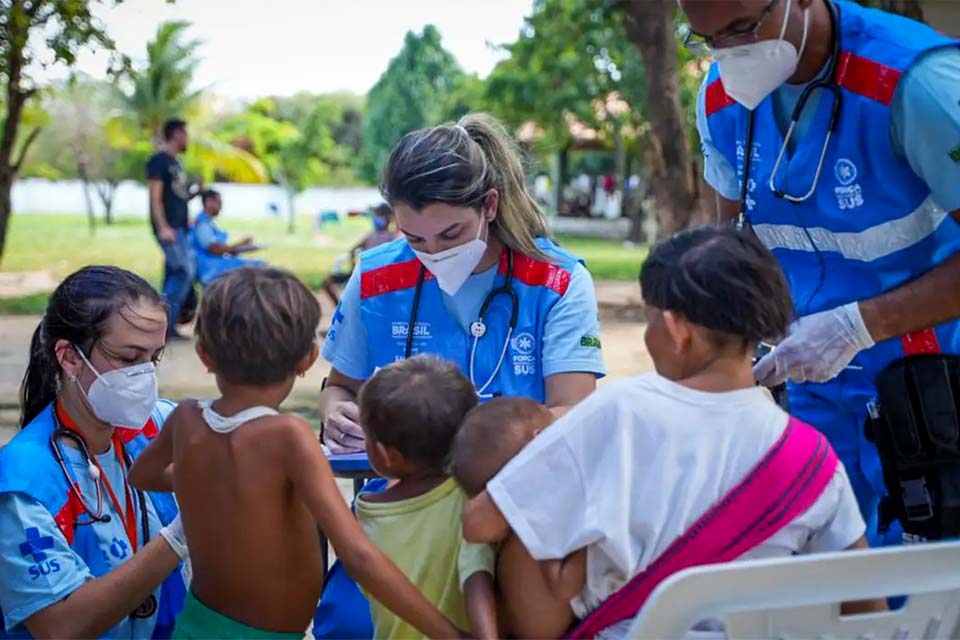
[328,452,374,479]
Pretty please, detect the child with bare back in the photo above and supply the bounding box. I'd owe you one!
[129,267,459,639]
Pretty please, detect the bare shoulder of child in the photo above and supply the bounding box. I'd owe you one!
[170,267,459,640]
[168,267,329,637]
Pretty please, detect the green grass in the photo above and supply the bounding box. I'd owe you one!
[0,214,646,314]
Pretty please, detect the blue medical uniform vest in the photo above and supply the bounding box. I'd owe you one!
[704,0,960,522]
[0,402,186,639]
[190,213,229,287]
[358,236,582,402]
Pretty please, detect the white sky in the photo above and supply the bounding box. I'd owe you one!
[36,0,534,99]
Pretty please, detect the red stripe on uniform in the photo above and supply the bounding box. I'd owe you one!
[836,51,902,106]
[53,486,85,545]
[500,251,572,296]
[901,328,941,356]
[705,78,736,117]
[360,259,433,299]
[116,418,158,444]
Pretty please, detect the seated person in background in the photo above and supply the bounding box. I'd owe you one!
[449,398,571,639]
[322,203,396,306]
[462,226,881,639]
[191,189,265,287]
[129,267,460,640]
[357,355,496,639]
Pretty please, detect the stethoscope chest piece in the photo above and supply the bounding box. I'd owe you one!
[470,321,487,338]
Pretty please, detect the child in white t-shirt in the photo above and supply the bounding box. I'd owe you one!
[462,226,880,639]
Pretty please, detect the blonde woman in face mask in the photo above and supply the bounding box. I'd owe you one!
[684,0,960,547]
[319,113,606,454]
[313,112,606,640]
[0,266,189,639]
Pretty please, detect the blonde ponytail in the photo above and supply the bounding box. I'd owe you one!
[381,112,551,261]
[458,114,550,260]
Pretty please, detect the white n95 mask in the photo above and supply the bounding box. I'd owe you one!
[76,347,158,429]
[413,218,488,295]
[713,0,809,111]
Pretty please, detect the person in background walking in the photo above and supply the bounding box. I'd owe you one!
[147,117,202,340]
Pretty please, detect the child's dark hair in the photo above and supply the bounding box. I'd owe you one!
[196,267,320,385]
[640,226,792,348]
[20,266,165,427]
[450,397,553,497]
[201,189,221,205]
[358,355,477,469]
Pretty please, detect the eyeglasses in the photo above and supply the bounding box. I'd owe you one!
[680,0,781,56]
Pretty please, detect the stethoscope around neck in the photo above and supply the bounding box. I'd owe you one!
[737,0,843,229]
[49,408,150,539]
[404,250,519,399]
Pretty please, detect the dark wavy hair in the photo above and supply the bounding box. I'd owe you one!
[640,226,793,349]
[20,266,165,426]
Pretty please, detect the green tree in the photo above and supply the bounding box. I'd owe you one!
[117,20,266,186]
[360,25,466,182]
[485,0,651,238]
[24,76,149,228]
[487,0,706,237]
[0,0,124,262]
[118,20,202,143]
[486,0,640,141]
[274,91,365,183]
[217,98,345,232]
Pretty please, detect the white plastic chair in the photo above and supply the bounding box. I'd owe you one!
[626,541,960,639]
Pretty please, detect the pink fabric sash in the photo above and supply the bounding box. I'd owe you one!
[567,417,839,639]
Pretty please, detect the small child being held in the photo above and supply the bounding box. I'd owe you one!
[356,355,496,639]
[449,397,551,498]
[129,267,458,639]
[449,397,585,639]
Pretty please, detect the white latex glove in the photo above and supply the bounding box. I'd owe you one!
[159,514,189,561]
[754,302,875,387]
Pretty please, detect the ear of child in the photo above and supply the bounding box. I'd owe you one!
[368,440,408,479]
[296,344,320,378]
[196,343,216,374]
[663,310,694,354]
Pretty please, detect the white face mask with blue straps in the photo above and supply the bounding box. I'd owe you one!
[412,217,489,296]
[713,0,810,111]
[76,347,158,429]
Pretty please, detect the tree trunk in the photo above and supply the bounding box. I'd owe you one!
[0,71,29,263]
[620,0,699,238]
[884,0,924,21]
[78,161,97,236]
[95,180,118,225]
[553,146,569,217]
[0,174,12,260]
[613,127,626,219]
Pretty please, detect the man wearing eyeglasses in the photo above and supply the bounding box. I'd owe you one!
[682,0,960,544]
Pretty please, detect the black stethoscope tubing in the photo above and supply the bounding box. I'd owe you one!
[738,0,843,226]
[404,250,519,362]
[49,412,150,543]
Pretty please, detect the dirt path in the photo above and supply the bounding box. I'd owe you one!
[0,281,652,442]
